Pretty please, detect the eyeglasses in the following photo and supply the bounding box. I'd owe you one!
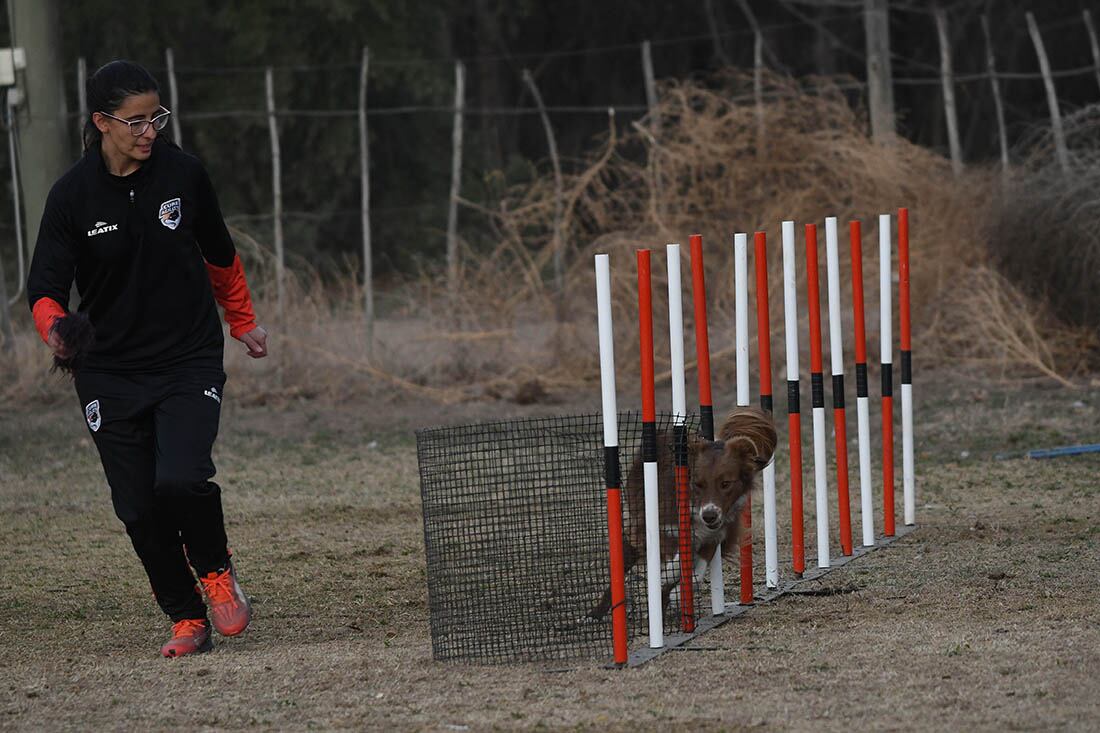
[98,107,172,136]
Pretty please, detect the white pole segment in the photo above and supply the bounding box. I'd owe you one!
[825,218,844,377]
[710,546,725,615]
[735,233,750,408]
[858,397,874,545]
[812,406,830,567]
[667,244,687,423]
[879,214,892,367]
[763,461,778,587]
[782,221,799,382]
[595,255,618,448]
[644,460,663,646]
[903,383,915,524]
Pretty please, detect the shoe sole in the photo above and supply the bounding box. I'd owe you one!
[212,613,251,637]
[162,635,214,658]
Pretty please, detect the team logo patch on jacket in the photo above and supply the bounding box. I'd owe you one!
[159,198,182,230]
[85,399,101,432]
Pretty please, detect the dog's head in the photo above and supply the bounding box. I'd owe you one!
[688,407,777,531]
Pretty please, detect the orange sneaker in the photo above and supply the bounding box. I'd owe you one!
[199,562,252,637]
[161,618,213,658]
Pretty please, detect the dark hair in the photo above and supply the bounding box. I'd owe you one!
[82,60,160,152]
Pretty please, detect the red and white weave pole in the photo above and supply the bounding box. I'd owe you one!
[899,208,916,526]
[805,223,831,569]
[594,254,628,665]
[666,244,695,632]
[734,232,753,605]
[879,215,896,537]
[849,221,875,546]
[690,235,716,442]
[781,220,805,576]
[824,217,853,556]
[753,231,779,589]
[688,235,725,615]
[636,249,664,647]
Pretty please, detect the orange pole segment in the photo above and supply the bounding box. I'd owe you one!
[753,232,773,397]
[805,224,823,374]
[850,221,867,365]
[883,397,895,536]
[607,486,628,664]
[834,409,852,555]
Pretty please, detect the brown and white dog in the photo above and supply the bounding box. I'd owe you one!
[589,407,777,619]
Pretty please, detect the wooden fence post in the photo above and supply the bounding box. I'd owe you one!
[265,66,285,322]
[165,48,183,147]
[703,0,732,67]
[934,6,963,176]
[641,40,659,129]
[1084,10,1100,95]
[358,46,374,357]
[980,15,1010,178]
[446,60,465,306]
[76,57,86,147]
[522,68,565,321]
[1026,12,1070,173]
[6,98,25,306]
[864,0,896,144]
[0,242,13,353]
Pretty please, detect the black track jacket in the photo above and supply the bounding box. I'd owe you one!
[27,139,236,372]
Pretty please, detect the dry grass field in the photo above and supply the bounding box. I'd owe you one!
[2,368,1100,731]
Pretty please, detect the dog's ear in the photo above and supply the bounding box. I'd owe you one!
[718,407,777,470]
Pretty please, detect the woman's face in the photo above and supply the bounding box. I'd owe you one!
[94,91,162,164]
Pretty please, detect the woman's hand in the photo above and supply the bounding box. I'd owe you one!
[238,325,268,358]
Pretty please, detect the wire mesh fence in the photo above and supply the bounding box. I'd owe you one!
[416,411,705,664]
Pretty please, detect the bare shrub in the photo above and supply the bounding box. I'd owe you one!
[989,105,1100,338]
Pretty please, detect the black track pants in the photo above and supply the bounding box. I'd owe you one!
[74,365,231,622]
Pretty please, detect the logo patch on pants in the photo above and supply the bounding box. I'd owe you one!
[159,198,181,230]
[85,399,101,432]
[203,386,221,404]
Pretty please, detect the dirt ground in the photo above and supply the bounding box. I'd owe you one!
[2,370,1100,731]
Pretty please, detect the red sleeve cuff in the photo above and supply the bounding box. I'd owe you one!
[205,254,257,340]
[31,297,66,344]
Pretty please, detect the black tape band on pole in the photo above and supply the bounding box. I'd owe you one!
[673,424,688,466]
[901,350,912,385]
[760,394,773,414]
[787,380,800,414]
[641,422,657,463]
[604,446,620,489]
[699,405,714,441]
[855,362,868,398]
[881,363,893,397]
[811,373,825,409]
[832,374,845,409]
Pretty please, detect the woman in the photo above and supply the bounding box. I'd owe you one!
[26,60,266,658]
